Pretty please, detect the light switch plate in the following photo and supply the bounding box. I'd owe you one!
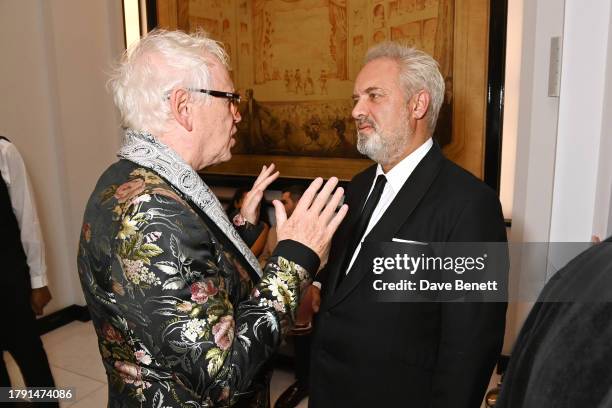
[548,36,562,97]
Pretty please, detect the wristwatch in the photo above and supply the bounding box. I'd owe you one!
[232,213,247,227]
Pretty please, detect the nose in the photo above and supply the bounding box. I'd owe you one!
[352,96,367,120]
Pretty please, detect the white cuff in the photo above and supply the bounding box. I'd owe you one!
[30,275,48,289]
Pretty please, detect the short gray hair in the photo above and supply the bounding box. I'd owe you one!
[108,29,229,135]
[364,42,445,131]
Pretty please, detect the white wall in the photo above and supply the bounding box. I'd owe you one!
[589,2,612,240]
[505,0,612,350]
[550,0,612,243]
[504,0,566,352]
[0,0,124,313]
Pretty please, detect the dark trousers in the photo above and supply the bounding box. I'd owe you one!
[293,334,311,387]
[0,267,57,407]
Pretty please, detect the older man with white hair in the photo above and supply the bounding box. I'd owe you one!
[77,30,347,407]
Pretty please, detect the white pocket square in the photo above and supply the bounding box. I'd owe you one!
[391,238,428,245]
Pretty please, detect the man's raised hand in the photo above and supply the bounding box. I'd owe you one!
[274,177,348,267]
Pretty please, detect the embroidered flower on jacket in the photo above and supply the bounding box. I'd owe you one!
[259,298,286,313]
[190,280,219,304]
[118,217,138,240]
[114,361,151,389]
[212,315,235,351]
[130,194,151,205]
[183,318,206,342]
[177,301,193,313]
[122,258,161,286]
[134,349,152,365]
[114,178,146,204]
[102,322,124,344]
[129,169,164,185]
[82,223,91,242]
[268,275,291,302]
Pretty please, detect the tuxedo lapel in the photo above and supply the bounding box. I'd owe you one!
[365,144,444,244]
[326,144,445,309]
[323,166,377,298]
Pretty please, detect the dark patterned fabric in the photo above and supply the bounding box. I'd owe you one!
[78,156,315,407]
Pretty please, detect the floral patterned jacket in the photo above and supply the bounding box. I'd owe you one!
[77,157,317,407]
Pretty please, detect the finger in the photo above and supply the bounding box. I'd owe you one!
[272,199,287,229]
[252,164,269,186]
[309,177,339,214]
[326,203,349,234]
[312,299,320,313]
[257,170,280,192]
[293,177,323,215]
[253,163,276,188]
[320,187,344,224]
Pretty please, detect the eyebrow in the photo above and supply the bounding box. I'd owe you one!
[352,87,387,98]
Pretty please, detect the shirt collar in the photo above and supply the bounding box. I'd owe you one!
[375,138,433,193]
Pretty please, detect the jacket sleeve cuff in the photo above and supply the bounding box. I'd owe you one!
[273,239,320,278]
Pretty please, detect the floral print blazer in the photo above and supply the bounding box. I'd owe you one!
[77,160,318,407]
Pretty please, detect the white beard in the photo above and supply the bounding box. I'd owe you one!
[356,119,410,166]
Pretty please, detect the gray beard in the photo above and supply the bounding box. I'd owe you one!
[356,128,407,166]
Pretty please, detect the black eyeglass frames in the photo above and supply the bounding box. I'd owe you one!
[187,88,241,107]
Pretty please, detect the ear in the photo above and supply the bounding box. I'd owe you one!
[410,90,430,121]
[169,88,193,132]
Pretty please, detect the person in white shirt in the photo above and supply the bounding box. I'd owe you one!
[0,136,56,398]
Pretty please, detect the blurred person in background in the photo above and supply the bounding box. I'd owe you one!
[0,135,56,406]
[228,186,270,257]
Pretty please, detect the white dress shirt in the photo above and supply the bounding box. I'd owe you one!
[345,138,433,274]
[0,139,48,288]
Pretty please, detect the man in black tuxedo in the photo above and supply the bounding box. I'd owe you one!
[309,43,507,407]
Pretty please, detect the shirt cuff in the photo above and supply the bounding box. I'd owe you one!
[30,274,48,289]
[272,240,320,278]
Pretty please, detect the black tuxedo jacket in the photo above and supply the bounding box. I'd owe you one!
[310,144,507,408]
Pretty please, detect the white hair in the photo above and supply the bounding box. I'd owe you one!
[364,42,445,131]
[108,29,229,135]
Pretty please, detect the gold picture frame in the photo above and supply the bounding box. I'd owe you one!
[156,0,492,181]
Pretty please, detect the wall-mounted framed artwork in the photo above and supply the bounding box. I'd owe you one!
[154,0,506,187]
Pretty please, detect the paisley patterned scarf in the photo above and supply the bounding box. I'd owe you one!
[117,129,263,278]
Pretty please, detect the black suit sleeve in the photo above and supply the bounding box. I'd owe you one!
[431,192,508,408]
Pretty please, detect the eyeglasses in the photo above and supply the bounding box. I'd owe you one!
[188,88,241,107]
